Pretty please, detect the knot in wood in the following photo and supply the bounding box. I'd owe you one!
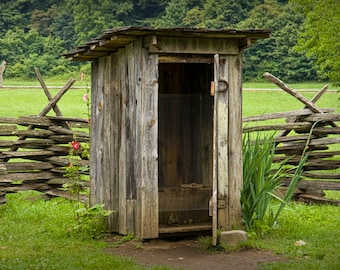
[149,119,156,127]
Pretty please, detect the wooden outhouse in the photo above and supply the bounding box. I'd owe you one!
[64,26,270,240]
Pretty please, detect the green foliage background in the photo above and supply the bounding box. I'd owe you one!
[0,0,338,83]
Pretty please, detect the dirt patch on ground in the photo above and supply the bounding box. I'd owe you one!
[106,236,284,270]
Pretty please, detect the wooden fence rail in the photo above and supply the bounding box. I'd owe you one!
[242,73,340,204]
[0,115,89,204]
[243,111,340,204]
[2,108,339,205]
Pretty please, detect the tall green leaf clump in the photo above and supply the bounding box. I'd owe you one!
[241,132,307,234]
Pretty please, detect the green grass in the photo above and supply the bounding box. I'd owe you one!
[0,191,171,270]
[243,88,340,117]
[2,74,89,86]
[1,191,340,270]
[0,87,89,118]
[243,81,338,91]
[257,202,340,270]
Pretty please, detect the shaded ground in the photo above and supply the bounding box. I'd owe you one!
[106,236,284,270]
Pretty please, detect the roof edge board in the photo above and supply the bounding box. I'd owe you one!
[64,26,271,61]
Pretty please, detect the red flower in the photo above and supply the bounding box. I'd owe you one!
[71,141,81,150]
[82,93,89,101]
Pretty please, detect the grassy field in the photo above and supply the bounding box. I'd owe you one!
[0,192,171,270]
[1,79,340,269]
[1,79,339,118]
[0,78,89,118]
[243,81,338,91]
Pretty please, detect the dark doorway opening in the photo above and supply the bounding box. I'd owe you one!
[158,62,214,233]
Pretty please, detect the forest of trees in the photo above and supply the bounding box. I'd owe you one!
[0,0,338,83]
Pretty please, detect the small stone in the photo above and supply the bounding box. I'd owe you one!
[219,230,248,246]
[294,240,306,246]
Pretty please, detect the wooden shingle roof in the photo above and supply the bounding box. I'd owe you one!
[63,26,271,61]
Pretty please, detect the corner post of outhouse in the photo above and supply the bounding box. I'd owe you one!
[137,46,159,239]
[227,51,243,229]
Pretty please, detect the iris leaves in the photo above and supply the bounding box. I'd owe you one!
[241,132,308,233]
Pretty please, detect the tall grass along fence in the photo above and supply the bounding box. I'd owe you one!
[243,73,340,205]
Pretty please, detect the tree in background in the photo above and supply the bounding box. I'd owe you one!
[152,0,190,27]
[183,0,261,28]
[292,0,340,84]
[239,0,317,82]
[49,3,77,50]
[0,29,76,79]
[72,0,129,44]
[0,0,335,82]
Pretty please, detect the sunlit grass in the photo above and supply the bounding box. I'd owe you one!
[243,89,340,117]
[243,81,338,91]
[257,202,340,269]
[0,191,171,270]
[0,88,89,118]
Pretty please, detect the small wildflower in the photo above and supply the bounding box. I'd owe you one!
[82,93,89,102]
[71,141,81,150]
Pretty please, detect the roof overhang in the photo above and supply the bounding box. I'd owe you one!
[63,26,271,61]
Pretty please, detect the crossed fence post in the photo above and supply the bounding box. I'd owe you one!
[263,72,333,144]
[4,71,76,161]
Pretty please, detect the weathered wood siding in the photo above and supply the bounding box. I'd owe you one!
[90,34,245,238]
[90,38,158,239]
[227,53,243,229]
[139,46,159,239]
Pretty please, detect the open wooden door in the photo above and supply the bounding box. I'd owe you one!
[212,54,229,246]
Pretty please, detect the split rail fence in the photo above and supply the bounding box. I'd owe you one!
[0,116,90,204]
[243,73,340,204]
[0,71,339,205]
[0,69,89,204]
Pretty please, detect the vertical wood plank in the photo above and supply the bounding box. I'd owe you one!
[217,55,230,231]
[102,55,117,230]
[228,54,243,228]
[125,41,137,233]
[102,56,110,208]
[90,59,104,205]
[89,60,98,206]
[139,46,159,239]
[212,54,219,246]
[118,48,128,235]
[110,53,120,231]
[133,39,143,236]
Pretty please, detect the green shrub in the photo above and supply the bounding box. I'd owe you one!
[69,203,113,240]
